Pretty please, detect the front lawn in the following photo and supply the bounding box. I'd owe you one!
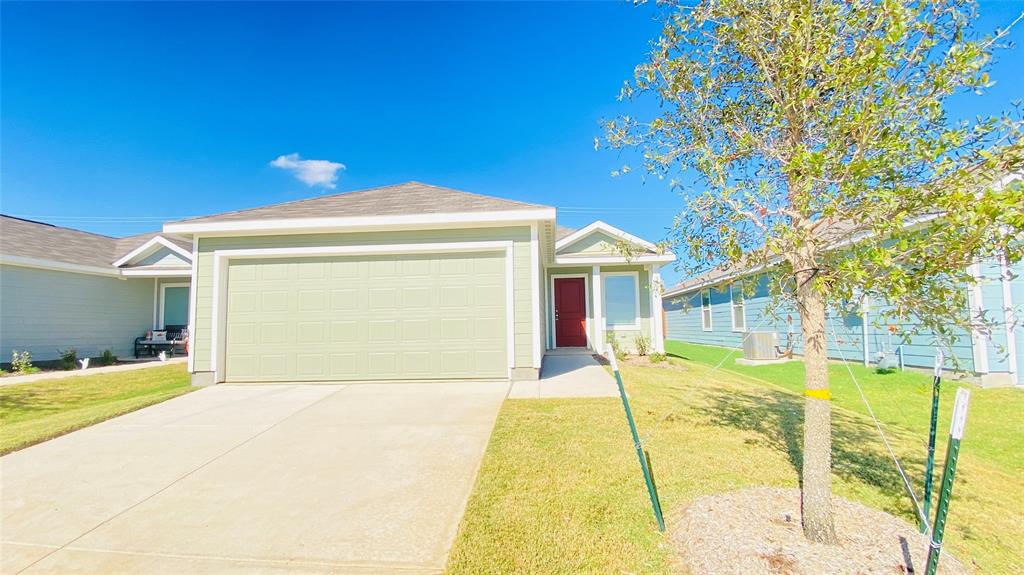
[446,342,1023,574]
[0,363,192,455]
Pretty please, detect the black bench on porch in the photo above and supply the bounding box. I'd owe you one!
[135,325,188,358]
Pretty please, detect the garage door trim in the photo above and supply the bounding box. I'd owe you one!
[209,241,515,383]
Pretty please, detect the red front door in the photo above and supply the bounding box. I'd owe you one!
[554,277,587,347]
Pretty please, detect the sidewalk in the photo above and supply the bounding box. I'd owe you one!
[1,357,187,387]
[508,353,618,399]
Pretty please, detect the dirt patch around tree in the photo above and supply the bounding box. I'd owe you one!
[672,487,969,575]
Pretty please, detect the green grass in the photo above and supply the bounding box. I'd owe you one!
[0,364,192,455]
[446,342,1023,574]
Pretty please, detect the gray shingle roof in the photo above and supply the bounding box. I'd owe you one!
[169,181,552,225]
[0,215,189,269]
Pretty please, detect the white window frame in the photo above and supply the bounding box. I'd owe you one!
[602,271,641,330]
[730,282,746,332]
[701,288,713,331]
[159,282,191,329]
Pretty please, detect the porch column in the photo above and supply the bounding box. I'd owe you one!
[592,265,604,353]
[650,264,665,353]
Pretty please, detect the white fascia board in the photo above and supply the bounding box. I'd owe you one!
[164,209,556,235]
[554,254,676,266]
[120,267,194,277]
[0,255,121,278]
[113,235,194,267]
[555,220,659,253]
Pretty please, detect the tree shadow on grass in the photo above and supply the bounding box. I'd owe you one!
[697,384,924,498]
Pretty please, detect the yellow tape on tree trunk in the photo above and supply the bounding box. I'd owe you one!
[804,388,831,401]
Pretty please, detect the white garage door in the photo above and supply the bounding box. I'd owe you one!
[223,252,508,382]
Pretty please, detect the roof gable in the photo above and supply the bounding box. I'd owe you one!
[113,235,192,268]
[555,221,658,255]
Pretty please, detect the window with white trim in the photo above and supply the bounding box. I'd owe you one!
[701,288,712,331]
[604,272,640,329]
[730,282,746,331]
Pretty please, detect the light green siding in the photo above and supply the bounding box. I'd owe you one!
[557,230,621,255]
[191,227,535,376]
[0,265,154,361]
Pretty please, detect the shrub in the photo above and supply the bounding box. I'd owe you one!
[649,352,667,364]
[634,335,651,356]
[98,349,117,366]
[11,350,38,374]
[58,347,78,370]
[606,334,628,362]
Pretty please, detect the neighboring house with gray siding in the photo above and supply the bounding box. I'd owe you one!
[0,215,193,363]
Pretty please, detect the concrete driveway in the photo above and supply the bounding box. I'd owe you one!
[1,381,508,574]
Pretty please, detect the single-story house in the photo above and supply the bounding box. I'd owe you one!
[1,182,674,383]
[163,182,673,385]
[0,215,194,363]
[662,251,1023,387]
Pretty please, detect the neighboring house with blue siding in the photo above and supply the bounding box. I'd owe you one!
[0,215,193,363]
[663,255,1023,387]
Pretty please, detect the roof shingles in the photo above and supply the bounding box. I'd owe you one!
[0,215,187,269]
[169,181,551,225]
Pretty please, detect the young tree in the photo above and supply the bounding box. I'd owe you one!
[604,0,1023,543]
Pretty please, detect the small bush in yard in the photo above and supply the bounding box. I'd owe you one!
[57,348,77,370]
[606,334,628,362]
[649,352,667,363]
[634,335,651,356]
[10,350,39,374]
[98,349,117,366]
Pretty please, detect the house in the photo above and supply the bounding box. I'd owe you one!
[163,182,672,385]
[0,215,194,363]
[662,253,1024,387]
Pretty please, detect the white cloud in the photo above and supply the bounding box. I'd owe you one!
[270,153,346,189]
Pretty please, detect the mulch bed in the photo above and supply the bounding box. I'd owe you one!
[593,354,686,371]
[672,487,969,575]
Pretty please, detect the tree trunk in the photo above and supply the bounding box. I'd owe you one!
[795,254,839,545]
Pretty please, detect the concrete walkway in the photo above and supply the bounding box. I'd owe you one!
[508,353,619,399]
[1,381,508,574]
[0,357,187,387]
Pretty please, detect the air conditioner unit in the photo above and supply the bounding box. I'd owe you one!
[743,332,778,361]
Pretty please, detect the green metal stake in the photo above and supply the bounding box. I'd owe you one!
[925,387,970,575]
[609,353,665,532]
[921,349,943,533]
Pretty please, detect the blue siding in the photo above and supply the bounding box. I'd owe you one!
[979,260,1011,372]
[1012,259,1024,380]
[666,272,977,372]
[0,265,154,362]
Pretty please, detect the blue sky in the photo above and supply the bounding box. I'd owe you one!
[3,1,1022,285]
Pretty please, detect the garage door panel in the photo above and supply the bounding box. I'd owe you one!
[329,321,359,343]
[225,252,507,381]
